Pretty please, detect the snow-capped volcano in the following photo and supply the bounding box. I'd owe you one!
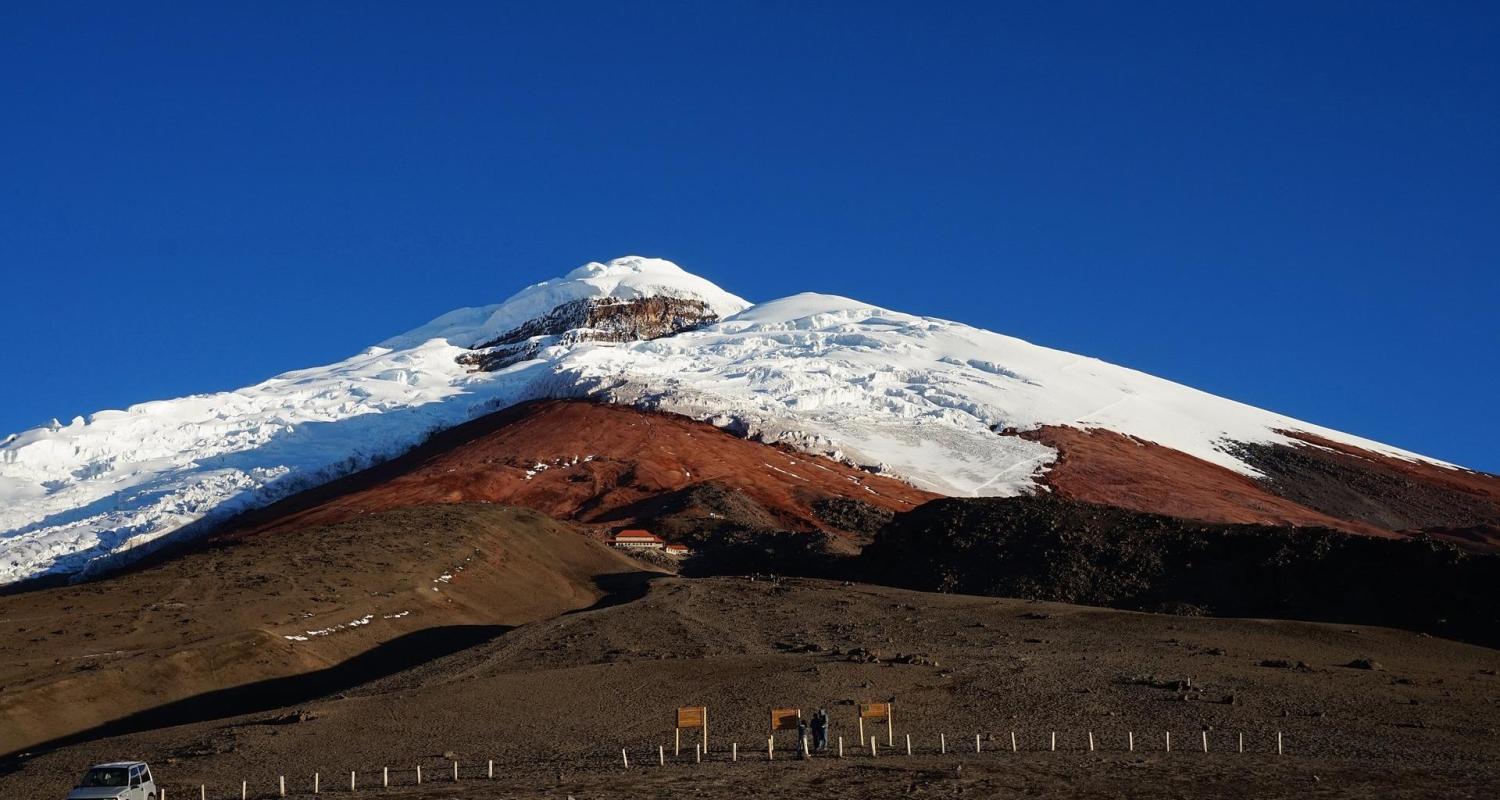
[0,256,1490,585]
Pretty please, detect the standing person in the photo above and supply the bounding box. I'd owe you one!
[797,716,810,758]
[812,708,830,751]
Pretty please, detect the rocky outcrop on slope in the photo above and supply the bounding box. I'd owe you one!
[861,495,1500,646]
[1229,431,1500,545]
[458,296,724,371]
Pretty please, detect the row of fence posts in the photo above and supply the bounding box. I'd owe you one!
[167,758,502,799]
[160,730,1286,798]
[623,729,1284,769]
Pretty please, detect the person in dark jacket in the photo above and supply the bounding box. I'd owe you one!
[811,708,830,751]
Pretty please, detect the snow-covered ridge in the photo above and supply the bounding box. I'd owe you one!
[380,256,749,349]
[0,256,1450,585]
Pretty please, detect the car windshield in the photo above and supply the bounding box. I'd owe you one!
[79,768,130,787]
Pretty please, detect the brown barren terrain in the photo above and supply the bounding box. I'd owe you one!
[1021,426,1389,535]
[1020,425,1500,548]
[228,400,936,539]
[0,505,647,756]
[3,575,1497,798]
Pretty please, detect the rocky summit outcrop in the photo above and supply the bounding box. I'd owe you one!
[458,296,724,371]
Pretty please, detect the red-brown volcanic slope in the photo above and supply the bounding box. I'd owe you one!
[1019,425,1500,548]
[1020,426,1389,535]
[227,400,937,539]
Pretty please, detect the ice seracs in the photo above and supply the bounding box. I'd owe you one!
[0,255,1456,585]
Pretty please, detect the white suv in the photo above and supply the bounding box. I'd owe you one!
[66,762,157,800]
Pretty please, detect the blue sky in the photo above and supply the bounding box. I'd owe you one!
[2,2,1496,471]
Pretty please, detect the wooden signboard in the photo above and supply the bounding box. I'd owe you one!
[857,701,894,746]
[674,706,708,755]
[677,706,706,729]
[770,707,802,731]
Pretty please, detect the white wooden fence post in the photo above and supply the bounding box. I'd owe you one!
[622,748,630,769]
[279,776,285,798]
[1011,731,1017,752]
[1128,731,1134,752]
[905,733,912,756]
[976,734,982,753]
[768,737,774,761]
[382,767,388,788]
[659,745,665,766]
[871,736,878,758]
[415,765,421,785]
[1238,732,1244,753]
[200,785,205,800]
[838,736,844,758]
[488,758,494,779]
[241,780,247,800]
[1165,732,1171,752]
[314,772,319,794]
[1088,731,1095,752]
[1202,731,1209,753]
[940,733,946,754]
[696,744,702,763]
[676,728,682,756]
[1277,731,1283,755]
[350,771,355,792]
[732,742,738,762]
[453,761,458,782]
[1050,732,1056,752]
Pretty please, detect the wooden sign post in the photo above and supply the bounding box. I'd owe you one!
[858,702,894,746]
[770,707,802,754]
[676,706,709,755]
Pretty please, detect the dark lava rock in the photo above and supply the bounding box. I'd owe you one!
[859,495,1500,648]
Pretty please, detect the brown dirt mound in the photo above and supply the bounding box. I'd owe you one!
[0,504,647,757]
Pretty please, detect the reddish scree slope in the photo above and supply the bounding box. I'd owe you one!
[228,400,937,537]
[1019,425,1500,548]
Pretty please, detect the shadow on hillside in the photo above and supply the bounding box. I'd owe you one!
[0,624,509,769]
[1,569,668,771]
[573,570,667,612]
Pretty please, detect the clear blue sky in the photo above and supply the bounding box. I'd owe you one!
[2,2,1496,471]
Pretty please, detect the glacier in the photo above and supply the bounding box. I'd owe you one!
[0,256,1450,585]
